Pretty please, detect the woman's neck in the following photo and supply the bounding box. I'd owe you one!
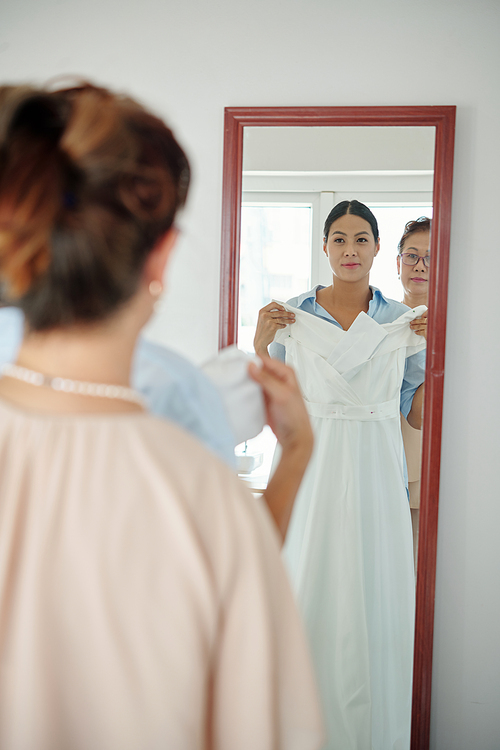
[402,290,428,309]
[322,277,373,311]
[0,303,145,413]
[316,278,373,331]
[17,325,135,385]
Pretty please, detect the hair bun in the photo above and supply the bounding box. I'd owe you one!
[0,81,190,329]
[59,87,133,178]
[0,88,69,297]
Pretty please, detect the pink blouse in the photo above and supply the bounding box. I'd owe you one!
[0,398,323,750]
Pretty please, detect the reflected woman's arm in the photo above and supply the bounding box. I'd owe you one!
[407,383,425,430]
[248,357,313,541]
[253,302,295,358]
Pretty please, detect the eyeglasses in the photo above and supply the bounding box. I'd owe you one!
[399,253,431,268]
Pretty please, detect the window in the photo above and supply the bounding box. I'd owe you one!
[238,203,312,353]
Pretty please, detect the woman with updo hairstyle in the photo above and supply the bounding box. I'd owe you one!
[0,84,324,750]
[254,199,427,750]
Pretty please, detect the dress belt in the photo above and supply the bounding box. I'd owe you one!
[305,398,400,421]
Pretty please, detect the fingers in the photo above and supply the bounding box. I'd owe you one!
[248,358,299,399]
[250,356,297,384]
[254,303,296,354]
[248,360,286,396]
[411,311,427,320]
[269,313,295,323]
[258,303,296,325]
[410,312,427,326]
[410,313,427,339]
[260,302,287,313]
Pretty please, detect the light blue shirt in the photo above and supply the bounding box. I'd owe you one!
[269,285,425,420]
[0,307,236,468]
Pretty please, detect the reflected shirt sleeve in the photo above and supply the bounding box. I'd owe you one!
[269,341,286,362]
[400,349,426,420]
[0,307,24,366]
[132,339,237,469]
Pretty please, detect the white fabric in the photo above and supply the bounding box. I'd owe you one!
[202,345,266,445]
[275,303,427,750]
[0,398,323,750]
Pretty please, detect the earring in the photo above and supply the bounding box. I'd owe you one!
[149,280,163,297]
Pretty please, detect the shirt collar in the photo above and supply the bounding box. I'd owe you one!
[369,286,391,310]
[295,284,391,307]
[293,285,324,307]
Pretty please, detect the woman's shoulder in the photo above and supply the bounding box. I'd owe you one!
[96,416,284,605]
[0,403,275,584]
[130,411,236,484]
[370,287,412,323]
[0,400,242,516]
[104,411,246,507]
[286,285,324,310]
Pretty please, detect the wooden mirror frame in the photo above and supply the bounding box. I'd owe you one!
[219,105,455,750]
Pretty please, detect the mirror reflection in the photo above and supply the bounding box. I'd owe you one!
[239,125,434,350]
[237,126,434,750]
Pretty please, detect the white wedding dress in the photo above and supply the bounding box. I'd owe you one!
[276,303,427,750]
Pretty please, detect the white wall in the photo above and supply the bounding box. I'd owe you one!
[1,0,499,747]
[243,126,435,171]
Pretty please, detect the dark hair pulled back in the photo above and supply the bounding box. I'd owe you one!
[397,216,431,254]
[0,82,190,330]
[323,200,379,243]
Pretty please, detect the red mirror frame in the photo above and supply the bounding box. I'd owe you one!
[219,105,455,750]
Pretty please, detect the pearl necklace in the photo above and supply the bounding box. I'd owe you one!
[0,363,146,408]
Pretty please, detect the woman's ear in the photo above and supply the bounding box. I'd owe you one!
[396,255,401,276]
[143,228,179,288]
[374,238,380,257]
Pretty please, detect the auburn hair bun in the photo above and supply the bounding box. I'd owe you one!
[0,82,190,329]
[0,88,68,296]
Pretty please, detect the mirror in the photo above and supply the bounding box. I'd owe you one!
[239,124,434,349]
[219,106,455,750]
[238,125,435,502]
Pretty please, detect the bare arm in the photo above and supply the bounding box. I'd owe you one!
[253,302,296,358]
[248,357,313,541]
[407,383,424,430]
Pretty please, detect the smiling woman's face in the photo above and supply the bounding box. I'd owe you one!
[397,230,430,302]
[323,213,379,283]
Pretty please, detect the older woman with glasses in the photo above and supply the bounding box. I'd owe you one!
[398,216,431,311]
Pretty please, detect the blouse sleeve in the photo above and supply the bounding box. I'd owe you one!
[400,349,426,419]
[132,339,236,468]
[269,341,286,362]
